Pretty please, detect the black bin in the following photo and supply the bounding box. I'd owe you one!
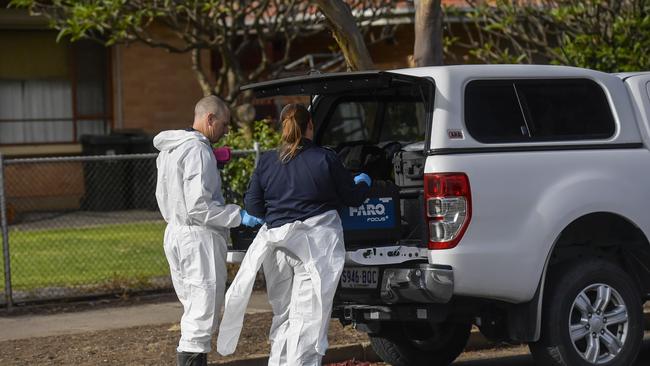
[80,134,131,211]
[116,130,157,210]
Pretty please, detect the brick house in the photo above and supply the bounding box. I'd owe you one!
[0,1,477,155]
[0,8,210,157]
[0,1,469,214]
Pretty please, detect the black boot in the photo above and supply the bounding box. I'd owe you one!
[176,352,207,366]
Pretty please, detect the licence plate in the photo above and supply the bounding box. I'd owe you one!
[340,267,379,289]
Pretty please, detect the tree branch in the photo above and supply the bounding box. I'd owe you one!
[314,0,375,71]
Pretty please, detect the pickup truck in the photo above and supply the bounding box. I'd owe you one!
[230,65,650,366]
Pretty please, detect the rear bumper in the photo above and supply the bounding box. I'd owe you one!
[380,264,453,304]
[334,263,454,328]
[230,247,454,304]
[335,262,453,305]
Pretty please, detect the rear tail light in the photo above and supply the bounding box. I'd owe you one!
[424,173,472,249]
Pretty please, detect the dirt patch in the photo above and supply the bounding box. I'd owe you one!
[0,312,369,366]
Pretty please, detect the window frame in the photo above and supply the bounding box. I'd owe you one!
[463,78,616,144]
[0,39,113,146]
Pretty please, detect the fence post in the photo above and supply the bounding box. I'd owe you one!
[253,141,260,168]
[0,153,12,310]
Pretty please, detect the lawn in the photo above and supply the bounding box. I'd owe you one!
[0,221,169,294]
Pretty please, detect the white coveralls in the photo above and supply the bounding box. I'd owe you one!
[154,130,241,353]
[217,210,345,365]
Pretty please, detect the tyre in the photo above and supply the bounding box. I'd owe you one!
[529,259,643,366]
[369,321,471,366]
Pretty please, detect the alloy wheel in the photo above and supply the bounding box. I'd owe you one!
[568,283,629,364]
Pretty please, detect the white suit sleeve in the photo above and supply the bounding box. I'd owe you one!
[183,144,241,229]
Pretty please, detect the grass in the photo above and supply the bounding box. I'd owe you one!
[0,221,169,294]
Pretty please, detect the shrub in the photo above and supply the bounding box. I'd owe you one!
[216,120,280,205]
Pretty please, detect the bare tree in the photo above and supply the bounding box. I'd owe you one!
[314,0,375,70]
[444,0,565,64]
[319,0,445,69]
[414,0,443,66]
[11,0,393,103]
[444,0,650,71]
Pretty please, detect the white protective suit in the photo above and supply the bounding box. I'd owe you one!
[154,129,241,354]
[217,210,345,365]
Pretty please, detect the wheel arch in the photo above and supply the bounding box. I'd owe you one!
[512,211,650,342]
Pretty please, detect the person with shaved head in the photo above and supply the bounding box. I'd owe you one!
[153,95,263,366]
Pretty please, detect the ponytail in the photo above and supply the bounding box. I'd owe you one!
[278,104,310,163]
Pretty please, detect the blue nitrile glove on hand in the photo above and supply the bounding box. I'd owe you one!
[240,210,264,227]
[354,173,372,187]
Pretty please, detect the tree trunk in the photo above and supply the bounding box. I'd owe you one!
[191,49,213,97]
[414,0,444,67]
[315,0,375,71]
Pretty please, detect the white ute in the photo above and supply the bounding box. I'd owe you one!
[232,65,650,366]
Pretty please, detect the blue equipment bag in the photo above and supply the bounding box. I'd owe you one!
[339,180,401,247]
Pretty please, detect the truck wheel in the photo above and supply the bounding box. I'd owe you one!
[369,321,471,366]
[529,259,643,366]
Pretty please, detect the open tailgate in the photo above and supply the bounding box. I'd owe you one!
[230,71,431,257]
[241,70,427,98]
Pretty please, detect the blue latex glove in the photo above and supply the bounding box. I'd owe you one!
[354,173,372,187]
[240,210,264,227]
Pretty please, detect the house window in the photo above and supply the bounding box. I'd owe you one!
[0,31,111,145]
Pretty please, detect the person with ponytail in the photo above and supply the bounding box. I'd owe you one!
[217,103,371,365]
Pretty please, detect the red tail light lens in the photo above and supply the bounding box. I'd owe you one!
[424,173,472,250]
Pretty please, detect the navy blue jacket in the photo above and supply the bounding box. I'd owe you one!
[245,139,369,228]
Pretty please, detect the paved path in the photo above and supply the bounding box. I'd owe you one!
[12,210,163,231]
[0,291,271,342]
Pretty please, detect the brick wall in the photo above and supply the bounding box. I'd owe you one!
[370,26,415,70]
[116,27,212,134]
[114,22,472,135]
[5,162,85,212]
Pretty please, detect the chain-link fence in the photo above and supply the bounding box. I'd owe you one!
[0,147,260,309]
